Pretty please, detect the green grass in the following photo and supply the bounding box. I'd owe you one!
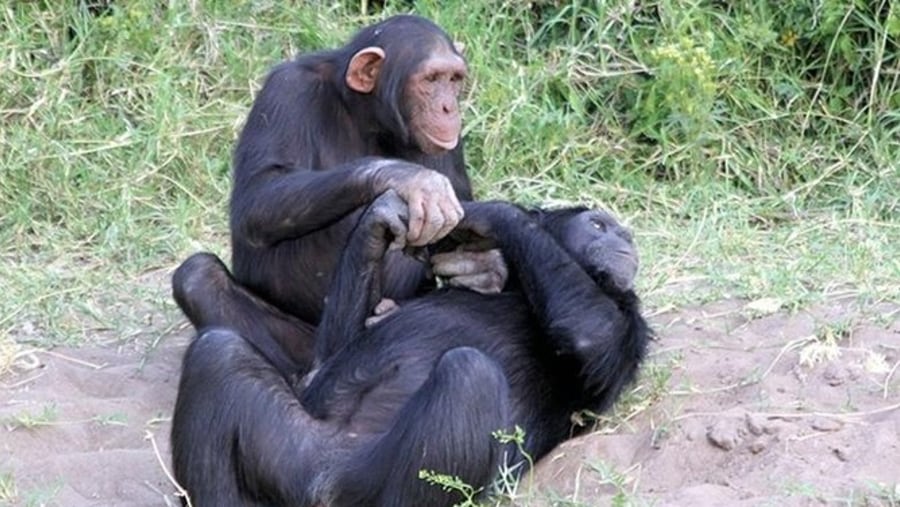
[1,0,897,351]
[1,4,897,505]
[0,472,16,504]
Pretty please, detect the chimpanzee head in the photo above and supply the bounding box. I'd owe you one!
[540,208,639,292]
[342,15,467,155]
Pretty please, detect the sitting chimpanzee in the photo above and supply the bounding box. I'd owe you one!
[171,191,650,507]
[174,15,507,377]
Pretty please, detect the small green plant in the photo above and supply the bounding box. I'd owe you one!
[865,481,900,506]
[21,481,62,507]
[636,32,719,147]
[587,461,641,507]
[418,426,538,506]
[491,425,533,471]
[92,412,128,426]
[0,472,17,503]
[418,469,481,507]
[490,425,536,500]
[2,404,58,431]
[798,320,852,367]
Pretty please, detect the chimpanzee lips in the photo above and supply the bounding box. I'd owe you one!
[425,131,459,150]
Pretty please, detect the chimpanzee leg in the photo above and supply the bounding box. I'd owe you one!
[331,346,511,507]
[172,327,332,507]
[172,252,315,378]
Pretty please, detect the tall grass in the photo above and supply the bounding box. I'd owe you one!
[1,0,897,348]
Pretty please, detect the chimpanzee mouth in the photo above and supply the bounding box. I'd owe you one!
[583,249,637,292]
[425,132,459,150]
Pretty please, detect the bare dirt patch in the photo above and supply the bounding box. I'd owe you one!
[0,334,189,506]
[534,300,900,505]
[1,300,898,506]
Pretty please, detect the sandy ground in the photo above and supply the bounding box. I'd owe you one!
[1,299,898,506]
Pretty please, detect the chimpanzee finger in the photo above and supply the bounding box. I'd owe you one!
[432,249,504,277]
[417,176,461,245]
[431,194,463,244]
[446,178,464,220]
[431,250,484,277]
[405,192,427,245]
[445,272,505,295]
[373,298,398,315]
[412,196,445,246]
[384,209,409,251]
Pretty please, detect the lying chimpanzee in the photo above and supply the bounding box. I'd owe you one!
[170,191,649,507]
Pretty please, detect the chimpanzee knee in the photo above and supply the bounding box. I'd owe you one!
[333,347,510,507]
[171,252,232,328]
[171,327,257,506]
[432,346,509,405]
[173,253,313,379]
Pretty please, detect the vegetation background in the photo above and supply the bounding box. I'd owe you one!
[0,0,897,413]
[3,0,896,354]
[0,0,898,505]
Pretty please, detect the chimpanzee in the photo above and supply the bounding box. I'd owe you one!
[174,15,507,374]
[171,191,649,507]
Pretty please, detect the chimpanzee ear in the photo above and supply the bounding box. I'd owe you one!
[347,47,385,93]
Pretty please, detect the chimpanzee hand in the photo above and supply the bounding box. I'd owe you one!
[431,248,508,294]
[427,201,522,294]
[377,165,464,247]
[360,189,410,258]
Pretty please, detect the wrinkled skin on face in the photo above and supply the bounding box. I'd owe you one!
[404,45,467,154]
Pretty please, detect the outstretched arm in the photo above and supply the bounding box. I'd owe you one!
[300,190,410,420]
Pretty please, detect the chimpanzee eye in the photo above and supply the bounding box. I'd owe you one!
[425,73,439,83]
[450,73,464,82]
[592,220,606,232]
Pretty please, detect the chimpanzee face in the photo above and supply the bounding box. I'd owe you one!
[557,210,638,292]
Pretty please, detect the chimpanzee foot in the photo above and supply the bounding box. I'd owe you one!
[172,252,238,330]
[172,252,316,374]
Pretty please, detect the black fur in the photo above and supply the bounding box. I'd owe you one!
[172,15,470,377]
[171,196,650,506]
[229,15,470,323]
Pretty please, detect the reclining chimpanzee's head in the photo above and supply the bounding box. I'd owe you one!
[535,207,639,293]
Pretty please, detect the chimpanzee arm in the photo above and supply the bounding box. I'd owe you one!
[230,62,462,248]
[231,158,454,246]
[311,190,410,364]
[461,202,648,405]
[300,190,410,420]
